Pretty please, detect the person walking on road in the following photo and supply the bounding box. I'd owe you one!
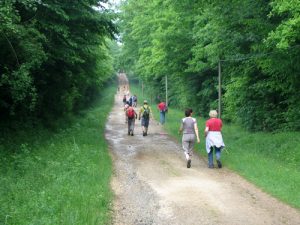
[128,94,134,107]
[138,100,152,136]
[179,108,200,168]
[126,105,137,136]
[132,94,138,107]
[123,101,130,124]
[157,101,168,125]
[205,110,225,168]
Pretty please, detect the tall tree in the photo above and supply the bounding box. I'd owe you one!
[119,0,300,131]
[0,0,117,123]
[0,0,46,117]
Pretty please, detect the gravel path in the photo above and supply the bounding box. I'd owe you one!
[105,73,300,225]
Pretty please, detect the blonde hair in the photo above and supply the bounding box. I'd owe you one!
[209,110,218,118]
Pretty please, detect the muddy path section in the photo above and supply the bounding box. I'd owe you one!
[105,74,300,225]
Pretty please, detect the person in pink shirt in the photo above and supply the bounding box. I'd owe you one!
[205,110,225,168]
[157,101,167,125]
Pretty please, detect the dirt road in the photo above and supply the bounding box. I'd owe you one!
[105,74,300,225]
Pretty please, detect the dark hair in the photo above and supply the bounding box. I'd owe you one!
[185,108,193,117]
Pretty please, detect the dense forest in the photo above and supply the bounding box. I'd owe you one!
[1,0,299,132]
[0,0,117,125]
[118,0,300,131]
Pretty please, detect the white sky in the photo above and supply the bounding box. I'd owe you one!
[101,0,122,10]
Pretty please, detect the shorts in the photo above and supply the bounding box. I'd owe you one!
[141,118,149,128]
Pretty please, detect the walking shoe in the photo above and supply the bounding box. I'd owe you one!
[217,160,222,168]
[142,132,145,136]
[187,159,191,168]
[208,165,214,169]
[131,132,134,136]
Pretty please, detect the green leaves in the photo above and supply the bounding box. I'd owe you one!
[267,0,300,48]
[0,0,117,123]
[120,0,300,131]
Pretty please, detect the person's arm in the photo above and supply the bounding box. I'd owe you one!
[194,123,200,143]
[204,127,209,137]
[204,120,210,137]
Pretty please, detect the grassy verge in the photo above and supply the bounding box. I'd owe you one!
[0,85,116,225]
[131,83,300,209]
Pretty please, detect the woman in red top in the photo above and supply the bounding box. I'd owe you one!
[205,110,225,168]
[157,101,167,125]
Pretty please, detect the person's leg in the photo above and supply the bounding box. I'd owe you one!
[145,127,148,135]
[182,135,190,164]
[142,126,146,136]
[187,135,195,168]
[141,119,144,135]
[128,119,131,135]
[159,112,165,124]
[131,119,135,135]
[141,118,146,136]
[215,147,222,168]
[182,134,194,168]
[208,147,214,168]
[188,135,195,159]
[128,119,132,135]
[159,112,162,124]
[144,119,149,135]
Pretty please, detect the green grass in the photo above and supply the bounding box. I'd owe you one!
[0,85,116,225]
[222,127,300,208]
[131,83,300,209]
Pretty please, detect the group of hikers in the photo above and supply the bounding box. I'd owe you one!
[179,108,225,169]
[121,92,225,169]
[123,94,164,137]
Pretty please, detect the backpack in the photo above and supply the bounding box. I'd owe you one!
[142,106,150,119]
[129,96,134,106]
[127,107,135,119]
